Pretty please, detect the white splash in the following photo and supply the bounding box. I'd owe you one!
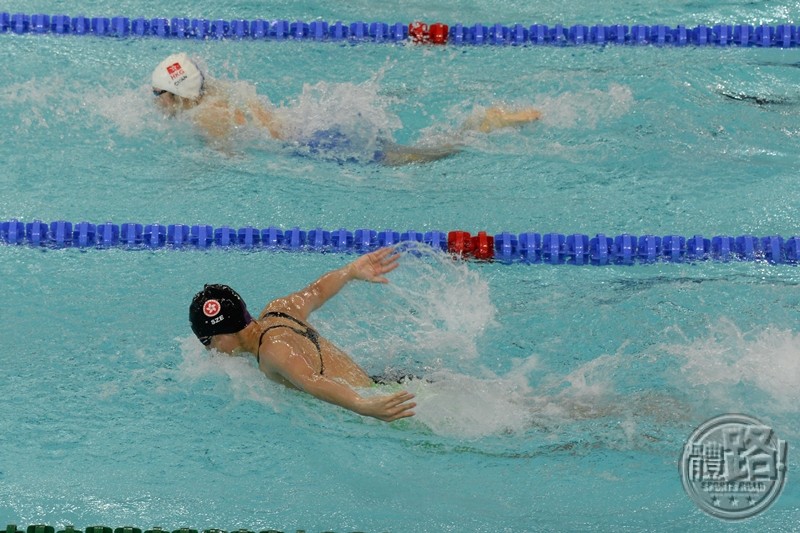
[272,69,403,162]
[323,244,497,370]
[403,369,536,439]
[94,85,170,136]
[661,318,800,413]
[176,335,279,408]
[535,83,633,129]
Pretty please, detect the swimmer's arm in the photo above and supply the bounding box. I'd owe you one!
[248,100,283,139]
[380,142,462,166]
[262,341,416,422]
[264,247,400,322]
[460,106,542,133]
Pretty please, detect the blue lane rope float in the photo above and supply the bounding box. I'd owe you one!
[1,12,799,47]
[1,219,799,265]
[4,525,335,533]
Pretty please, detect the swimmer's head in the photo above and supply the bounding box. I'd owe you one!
[189,284,253,346]
[151,53,205,99]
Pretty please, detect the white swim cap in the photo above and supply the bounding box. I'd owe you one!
[151,53,204,99]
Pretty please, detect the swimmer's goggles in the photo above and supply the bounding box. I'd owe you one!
[152,78,205,98]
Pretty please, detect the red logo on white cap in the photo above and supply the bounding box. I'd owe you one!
[203,299,221,317]
[166,62,185,80]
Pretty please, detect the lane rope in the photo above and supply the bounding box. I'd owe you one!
[1,14,797,47]
[2,219,798,264]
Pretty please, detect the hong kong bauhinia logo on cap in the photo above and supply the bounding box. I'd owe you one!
[203,299,221,317]
[680,414,788,520]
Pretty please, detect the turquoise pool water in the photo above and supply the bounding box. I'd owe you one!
[1,1,799,531]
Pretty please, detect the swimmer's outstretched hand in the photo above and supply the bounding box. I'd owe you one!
[347,246,401,284]
[357,391,416,422]
[471,106,542,133]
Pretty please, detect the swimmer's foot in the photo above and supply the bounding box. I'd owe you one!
[476,107,542,133]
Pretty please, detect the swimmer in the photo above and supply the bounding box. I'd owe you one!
[718,90,790,106]
[189,246,415,422]
[151,52,542,164]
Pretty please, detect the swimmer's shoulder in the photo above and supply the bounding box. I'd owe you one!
[258,297,299,321]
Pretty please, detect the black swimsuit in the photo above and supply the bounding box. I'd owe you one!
[257,311,324,375]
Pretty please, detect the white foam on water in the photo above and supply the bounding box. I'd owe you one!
[660,317,800,415]
[324,244,497,371]
[0,73,180,138]
[332,247,669,440]
[412,83,634,158]
[401,370,535,439]
[0,75,83,131]
[271,67,403,162]
[95,84,173,137]
[534,83,634,129]
[175,335,280,409]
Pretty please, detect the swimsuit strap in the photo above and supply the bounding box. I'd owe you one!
[262,312,321,351]
[256,312,324,375]
[262,311,312,328]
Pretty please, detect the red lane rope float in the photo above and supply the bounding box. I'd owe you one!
[408,21,449,44]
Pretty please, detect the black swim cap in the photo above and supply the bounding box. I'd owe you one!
[189,284,253,343]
